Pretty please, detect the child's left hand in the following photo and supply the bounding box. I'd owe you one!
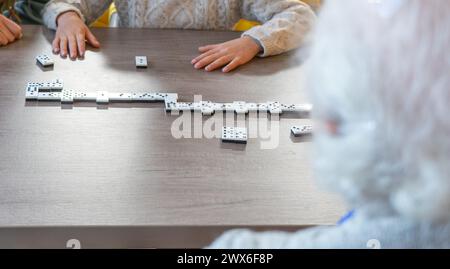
[191,36,261,73]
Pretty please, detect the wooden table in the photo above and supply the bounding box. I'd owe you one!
[0,26,345,248]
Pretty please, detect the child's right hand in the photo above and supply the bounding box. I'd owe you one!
[53,11,100,59]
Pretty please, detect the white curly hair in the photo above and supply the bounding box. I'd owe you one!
[209,0,450,249]
[307,0,450,221]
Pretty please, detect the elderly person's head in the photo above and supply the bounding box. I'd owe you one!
[210,0,450,249]
[308,0,450,221]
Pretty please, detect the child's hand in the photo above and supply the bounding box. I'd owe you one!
[192,36,261,73]
[53,11,100,59]
[0,15,22,46]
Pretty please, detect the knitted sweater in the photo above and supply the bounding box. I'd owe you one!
[209,207,450,249]
[42,0,316,57]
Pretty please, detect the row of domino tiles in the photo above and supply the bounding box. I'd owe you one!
[25,81,313,116]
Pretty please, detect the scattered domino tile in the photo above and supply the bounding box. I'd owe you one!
[221,126,248,144]
[36,54,54,67]
[291,125,313,137]
[135,56,148,68]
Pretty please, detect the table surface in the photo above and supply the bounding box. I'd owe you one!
[0,26,345,247]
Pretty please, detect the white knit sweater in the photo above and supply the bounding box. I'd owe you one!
[42,0,316,57]
[209,206,450,249]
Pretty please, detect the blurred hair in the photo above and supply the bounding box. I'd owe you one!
[306,0,450,221]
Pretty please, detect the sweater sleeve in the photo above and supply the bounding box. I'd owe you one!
[240,0,316,57]
[207,228,332,249]
[42,0,113,30]
[206,213,433,249]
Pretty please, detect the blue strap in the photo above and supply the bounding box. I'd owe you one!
[337,210,355,225]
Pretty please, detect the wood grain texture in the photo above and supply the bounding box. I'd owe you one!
[0,26,345,229]
[0,226,319,248]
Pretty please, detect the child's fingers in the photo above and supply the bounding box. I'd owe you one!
[0,26,15,43]
[85,28,100,48]
[0,31,7,45]
[191,48,218,64]
[205,56,232,72]
[60,37,68,57]
[194,53,222,69]
[52,37,60,53]
[0,15,22,39]
[76,33,86,57]
[198,44,218,52]
[0,18,16,44]
[222,57,243,73]
[68,36,78,58]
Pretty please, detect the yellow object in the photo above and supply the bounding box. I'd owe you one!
[233,19,260,31]
[303,0,321,10]
[233,0,321,31]
[91,3,117,27]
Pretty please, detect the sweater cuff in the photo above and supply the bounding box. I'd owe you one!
[242,26,278,58]
[42,2,86,30]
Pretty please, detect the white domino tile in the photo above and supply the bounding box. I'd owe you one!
[233,101,248,114]
[175,102,194,111]
[212,103,225,112]
[23,81,312,120]
[154,93,169,101]
[291,125,313,136]
[257,103,269,112]
[132,93,160,102]
[268,101,282,114]
[25,85,39,100]
[109,93,133,102]
[281,103,313,113]
[221,126,248,143]
[165,100,177,111]
[37,92,61,101]
[296,104,313,113]
[26,81,63,91]
[224,103,234,112]
[73,92,97,101]
[200,101,214,115]
[164,93,179,111]
[39,81,64,91]
[135,56,148,68]
[61,89,74,104]
[36,54,54,67]
[246,103,258,112]
[96,91,109,104]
